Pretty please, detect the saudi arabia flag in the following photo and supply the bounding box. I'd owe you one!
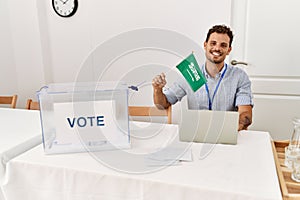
[176,53,207,92]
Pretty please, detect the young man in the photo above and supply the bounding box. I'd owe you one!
[152,25,253,130]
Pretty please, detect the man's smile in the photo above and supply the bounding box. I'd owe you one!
[211,51,222,56]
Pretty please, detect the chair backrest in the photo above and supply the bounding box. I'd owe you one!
[26,99,40,110]
[0,95,17,108]
[128,105,172,124]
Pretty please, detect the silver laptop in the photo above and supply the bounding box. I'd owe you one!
[179,110,239,145]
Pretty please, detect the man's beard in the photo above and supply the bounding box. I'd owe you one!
[207,57,223,64]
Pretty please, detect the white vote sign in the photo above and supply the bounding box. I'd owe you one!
[52,100,129,150]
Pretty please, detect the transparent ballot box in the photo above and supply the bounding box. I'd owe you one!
[37,82,130,154]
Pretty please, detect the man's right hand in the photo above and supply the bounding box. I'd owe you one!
[152,73,167,89]
[152,72,171,109]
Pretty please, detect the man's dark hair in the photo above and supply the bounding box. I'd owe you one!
[205,25,234,47]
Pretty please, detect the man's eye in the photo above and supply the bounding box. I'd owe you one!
[221,43,228,48]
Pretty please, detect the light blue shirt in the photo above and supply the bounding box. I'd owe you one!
[163,64,253,111]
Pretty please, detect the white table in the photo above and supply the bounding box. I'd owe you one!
[1,121,282,200]
[0,108,42,183]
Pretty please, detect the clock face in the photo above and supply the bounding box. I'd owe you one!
[52,0,78,18]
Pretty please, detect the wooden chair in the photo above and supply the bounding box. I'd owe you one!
[0,95,18,108]
[25,99,40,110]
[128,105,172,124]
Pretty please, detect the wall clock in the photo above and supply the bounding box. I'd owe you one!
[52,0,78,18]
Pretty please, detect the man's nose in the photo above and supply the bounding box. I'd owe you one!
[214,44,221,51]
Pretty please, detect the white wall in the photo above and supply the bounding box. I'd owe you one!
[0,0,45,108]
[37,0,231,84]
[1,0,231,113]
[0,0,18,96]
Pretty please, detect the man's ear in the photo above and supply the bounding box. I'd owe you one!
[227,47,232,55]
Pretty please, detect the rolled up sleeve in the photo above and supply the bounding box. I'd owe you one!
[235,71,254,107]
[163,79,187,105]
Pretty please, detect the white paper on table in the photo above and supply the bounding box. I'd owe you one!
[144,158,181,167]
[146,147,193,162]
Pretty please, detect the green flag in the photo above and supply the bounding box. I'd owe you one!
[176,53,207,92]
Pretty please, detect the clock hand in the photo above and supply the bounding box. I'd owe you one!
[63,0,69,4]
[59,0,65,4]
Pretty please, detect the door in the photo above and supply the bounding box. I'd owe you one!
[230,0,300,140]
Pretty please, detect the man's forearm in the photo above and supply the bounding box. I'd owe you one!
[153,88,171,109]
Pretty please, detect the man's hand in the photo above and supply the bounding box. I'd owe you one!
[152,73,167,89]
[152,73,170,109]
[237,105,252,131]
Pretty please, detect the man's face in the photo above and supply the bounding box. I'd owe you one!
[204,32,232,65]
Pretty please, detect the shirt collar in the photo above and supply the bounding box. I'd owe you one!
[202,63,227,79]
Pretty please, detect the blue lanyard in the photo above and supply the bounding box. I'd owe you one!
[203,64,228,110]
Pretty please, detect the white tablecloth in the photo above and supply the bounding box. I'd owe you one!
[0,108,42,183]
[2,122,282,200]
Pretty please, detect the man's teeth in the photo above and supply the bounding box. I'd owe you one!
[212,52,220,56]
